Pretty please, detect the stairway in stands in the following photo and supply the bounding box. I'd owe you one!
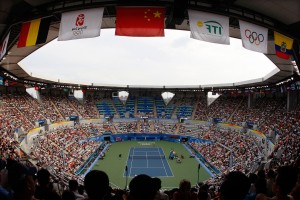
[137,96,154,117]
[125,96,136,118]
[113,97,126,118]
[96,99,116,117]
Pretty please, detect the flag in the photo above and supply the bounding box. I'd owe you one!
[18,18,51,48]
[58,8,104,41]
[188,10,229,44]
[115,7,165,37]
[239,20,268,53]
[0,31,10,60]
[274,31,293,59]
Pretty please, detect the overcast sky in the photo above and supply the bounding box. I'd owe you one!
[19,29,278,86]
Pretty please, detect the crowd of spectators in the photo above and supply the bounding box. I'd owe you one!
[114,121,138,133]
[0,158,299,200]
[0,131,20,162]
[49,96,79,118]
[113,120,180,134]
[189,125,263,174]
[30,124,102,182]
[206,96,243,122]
[153,120,178,134]
[70,95,99,119]
[1,91,300,200]
[194,96,209,121]
[1,93,35,133]
[4,93,45,125]
[39,94,65,123]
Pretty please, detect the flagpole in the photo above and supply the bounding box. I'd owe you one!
[124,165,128,190]
[197,163,201,184]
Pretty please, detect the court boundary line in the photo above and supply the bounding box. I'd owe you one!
[132,150,160,153]
[129,147,134,176]
[122,148,133,178]
[160,150,168,176]
[161,147,175,177]
[130,167,166,169]
[125,146,174,177]
[146,152,149,168]
[109,181,121,189]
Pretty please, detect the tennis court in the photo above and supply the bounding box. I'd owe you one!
[93,141,211,188]
[124,147,173,177]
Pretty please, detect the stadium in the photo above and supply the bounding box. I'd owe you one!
[0,0,299,200]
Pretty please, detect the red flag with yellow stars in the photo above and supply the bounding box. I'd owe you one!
[115,7,165,37]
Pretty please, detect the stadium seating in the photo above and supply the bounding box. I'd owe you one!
[155,96,166,118]
[113,97,126,118]
[125,96,136,118]
[1,90,299,200]
[96,99,116,117]
[137,96,154,117]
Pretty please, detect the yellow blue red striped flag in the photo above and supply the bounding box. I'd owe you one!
[274,31,293,60]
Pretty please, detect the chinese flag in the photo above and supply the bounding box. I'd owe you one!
[115,7,165,37]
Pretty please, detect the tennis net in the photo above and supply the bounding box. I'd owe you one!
[129,155,165,159]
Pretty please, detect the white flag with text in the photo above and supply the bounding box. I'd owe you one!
[0,32,10,60]
[188,10,230,45]
[239,20,268,53]
[58,8,104,41]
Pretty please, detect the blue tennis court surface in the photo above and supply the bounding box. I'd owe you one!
[124,147,173,177]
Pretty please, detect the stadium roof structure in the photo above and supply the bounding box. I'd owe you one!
[0,0,299,90]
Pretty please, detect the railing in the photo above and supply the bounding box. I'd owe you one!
[75,142,106,175]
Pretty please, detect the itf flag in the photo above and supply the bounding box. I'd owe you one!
[188,10,229,44]
[115,7,165,37]
[0,32,10,60]
[239,20,268,53]
[58,8,104,41]
[274,32,293,60]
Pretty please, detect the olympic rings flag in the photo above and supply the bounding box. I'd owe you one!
[188,10,230,45]
[58,8,104,41]
[239,20,268,53]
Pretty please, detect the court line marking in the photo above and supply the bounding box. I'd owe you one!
[129,147,134,177]
[161,147,174,177]
[146,152,148,168]
[132,151,160,153]
[160,150,168,176]
[130,167,166,169]
[127,147,174,177]
[109,182,120,189]
[122,148,131,178]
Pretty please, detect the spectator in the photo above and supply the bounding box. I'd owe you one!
[128,174,157,200]
[255,177,267,200]
[0,159,10,200]
[198,190,209,200]
[219,171,250,200]
[272,166,297,200]
[78,185,85,196]
[173,179,198,200]
[7,160,36,200]
[152,177,169,200]
[266,170,276,197]
[69,179,85,200]
[84,170,110,200]
[62,190,76,200]
[34,168,61,200]
[198,184,211,200]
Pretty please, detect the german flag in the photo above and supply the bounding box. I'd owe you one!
[17,18,51,48]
